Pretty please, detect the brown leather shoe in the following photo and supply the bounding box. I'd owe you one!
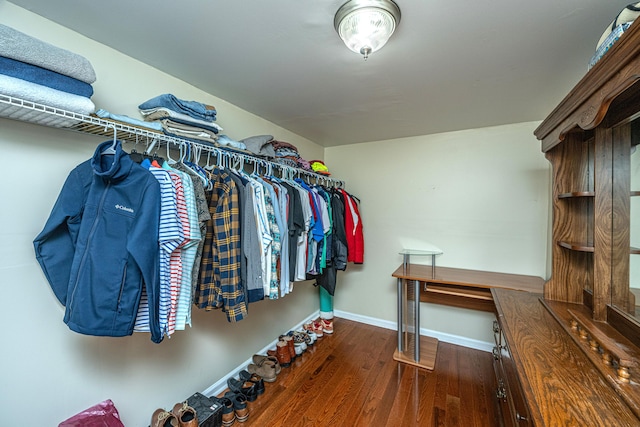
[225,391,249,423]
[253,354,281,375]
[172,401,198,427]
[248,362,277,383]
[273,340,291,367]
[279,335,296,360]
[151,408,179,427]
[219,397,236,427]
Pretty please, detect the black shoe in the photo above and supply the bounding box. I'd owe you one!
[239,369,265,395]
[227,377,258,402]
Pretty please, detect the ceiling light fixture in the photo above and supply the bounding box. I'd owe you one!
[334,0,401,60]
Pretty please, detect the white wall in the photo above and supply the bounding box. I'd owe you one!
[325,122,551,344]
[0,3,325,426]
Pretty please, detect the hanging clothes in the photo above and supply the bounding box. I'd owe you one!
[33,140,164,343]
[165,162,202,332]
[339,189,364,264]
[36,136,358,339]
[196,166,247,322]
[308,187,351,296]
[174,162,210,326]
[133,157,181,338]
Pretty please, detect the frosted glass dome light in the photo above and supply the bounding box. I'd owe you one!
[334,0,401,60]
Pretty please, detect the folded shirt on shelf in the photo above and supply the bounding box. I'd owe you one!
[140,106,222,134]
[273,157,299,168]
[271,140,299,152]
[0,74,95,116]
[95,109,163,131]
[0,55,93,98]
[274,147,300,158]
[0,24,96,84]
[161,119,218,143]
[297,158,311,171]
[138,94,217,122]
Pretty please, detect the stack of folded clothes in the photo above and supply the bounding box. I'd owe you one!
[272,140,302,168]
[268,139,313,172]
[0,24,96,126]
[139,94,223,146]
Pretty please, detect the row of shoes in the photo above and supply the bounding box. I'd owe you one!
[213,318,334,426]
[217,356,277,426]
[150,401,198,427]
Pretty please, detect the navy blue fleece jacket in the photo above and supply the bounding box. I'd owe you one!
[33,140,163,343]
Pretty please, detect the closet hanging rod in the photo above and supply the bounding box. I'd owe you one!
[0,94,344,187]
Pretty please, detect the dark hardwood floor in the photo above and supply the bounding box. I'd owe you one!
[222,318,501,427]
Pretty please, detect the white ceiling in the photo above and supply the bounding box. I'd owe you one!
[7,0,634,146]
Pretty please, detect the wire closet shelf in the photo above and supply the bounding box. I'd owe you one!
[0,94,344,187]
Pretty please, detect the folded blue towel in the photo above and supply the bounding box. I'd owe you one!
[0,55,93,97]
[138,94,217,122]
[0,24,96,84]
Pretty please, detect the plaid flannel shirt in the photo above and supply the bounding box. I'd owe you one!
[197,167,247,321]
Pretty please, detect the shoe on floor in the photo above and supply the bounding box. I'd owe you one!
[307,320,324,338]
[290,331,307,354]
[268,341,291,367]
[239,369,267,394]
[301,328,316,345]
[253,353,282,375]
[217,397,236,427]
[151,408,179,427]
[321,318,334,334]
[227,377,258,402]
[224,391,249,423]
[171,401,198,427]
[279,335,296,360]
[247,362,277,383]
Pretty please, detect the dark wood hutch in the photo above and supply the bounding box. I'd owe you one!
[491,17,640,427]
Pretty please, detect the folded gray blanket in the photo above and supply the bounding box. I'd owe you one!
[0,24,96,84]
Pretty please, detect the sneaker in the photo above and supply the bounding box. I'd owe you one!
[310,320,324,338]
[321,318,334,335]
[303,329,317,345]
[290,331,307,354]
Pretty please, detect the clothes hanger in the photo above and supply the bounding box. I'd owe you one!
[163,141,180,167]
[142,137,156,162]
[181,144,210,189]
[129,134,144,163]
[101,125,117,155]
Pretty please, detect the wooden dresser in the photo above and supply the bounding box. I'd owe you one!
[493,289,640,426]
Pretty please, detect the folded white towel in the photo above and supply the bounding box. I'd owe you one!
[0,24,96,84]
[0,74,95,116]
